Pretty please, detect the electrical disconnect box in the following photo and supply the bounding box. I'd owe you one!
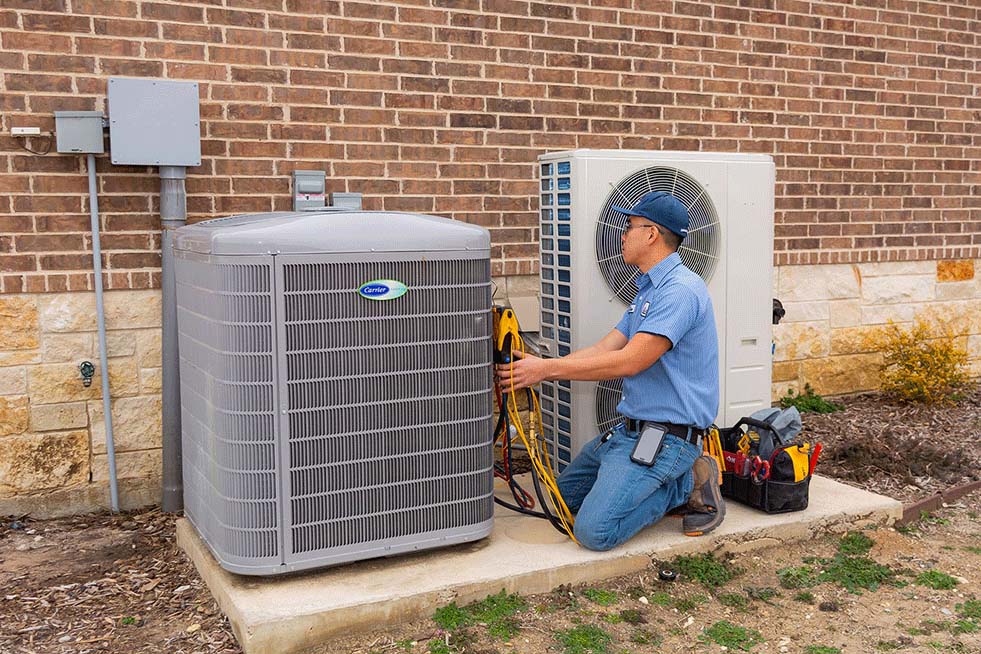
[54,111,105,154]
[292,170,326,211]
[106,77,201,167]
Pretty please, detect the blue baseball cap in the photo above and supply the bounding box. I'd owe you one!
[612,191,689,239]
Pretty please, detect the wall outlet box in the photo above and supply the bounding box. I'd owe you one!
[11,127,41,136]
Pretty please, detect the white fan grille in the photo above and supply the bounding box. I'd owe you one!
[595,167,720,304]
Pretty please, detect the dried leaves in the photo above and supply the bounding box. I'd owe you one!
[0,510,240,653]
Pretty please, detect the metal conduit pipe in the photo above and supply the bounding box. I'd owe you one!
[87,153,120,512]
[160,165,187,513]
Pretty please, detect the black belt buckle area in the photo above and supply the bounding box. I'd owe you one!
[622,418,702,446]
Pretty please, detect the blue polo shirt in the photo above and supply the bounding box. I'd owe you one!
[614,252,719,429]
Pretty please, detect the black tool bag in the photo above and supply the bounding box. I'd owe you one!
[718,416,814,514]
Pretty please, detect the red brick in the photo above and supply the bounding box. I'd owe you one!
[93,17,157,37]
[161,23,223,43]
[206,7,265,28]
[101,59,164,76]
[73,0,137,17]
[1,31,72,53]
[0,255,36,272]
[22,13,91,33]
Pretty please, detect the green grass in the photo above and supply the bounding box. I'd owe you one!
[915,570,959,590]
[820,555,897,593]
[777,565,820,589]
[804,647,842,654]
[432,590,526,641]
[838,531,875,556]
[919,510,950,525]
[744,587,779,603]
[699,621,764,651]
[624,586,646,599]
[583,588,619,606]
[876,641,900,651]
[427,640,451,654]
[672,552,740,588]
[779,383,843,413]
[962,545,981,555]
[957,599,981,619]
[953,618,978,634]
[617,609,645,625]
[554,624,613,654]
[629,629,661,646]
[648,591,672,606]
[120,616,137,626]
[794,591,816,604]
[672,594,708,612]
[601,613,622,624]
[718,593,750,610]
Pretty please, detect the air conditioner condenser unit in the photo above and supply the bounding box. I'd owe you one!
[174,211,495,575]
[536,150,775,470]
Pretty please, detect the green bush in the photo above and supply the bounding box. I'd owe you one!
[779,383,843,413]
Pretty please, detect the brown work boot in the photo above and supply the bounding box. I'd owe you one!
[683,456,725,537]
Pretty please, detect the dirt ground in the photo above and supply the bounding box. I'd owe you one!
[2,390,979,654]
[332,490,981,654]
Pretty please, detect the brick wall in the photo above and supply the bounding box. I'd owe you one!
[1,0,979,293]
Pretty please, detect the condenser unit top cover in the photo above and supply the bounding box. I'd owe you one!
[174,210,490,256]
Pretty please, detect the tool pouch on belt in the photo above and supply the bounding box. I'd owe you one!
[717,415,816,514]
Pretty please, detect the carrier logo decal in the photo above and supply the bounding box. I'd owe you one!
[358,279,408,301]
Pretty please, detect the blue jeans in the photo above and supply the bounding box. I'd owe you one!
[556,423,700,551]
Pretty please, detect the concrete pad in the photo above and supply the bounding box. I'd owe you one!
[178,475,901,654]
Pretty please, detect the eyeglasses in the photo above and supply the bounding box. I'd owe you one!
[623,222,656,233]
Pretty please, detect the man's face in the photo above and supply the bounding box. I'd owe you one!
[621,218,657,266]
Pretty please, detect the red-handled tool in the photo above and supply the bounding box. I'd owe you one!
[750,456,771,484]
[809,443,823,475]
[733,451,748,477]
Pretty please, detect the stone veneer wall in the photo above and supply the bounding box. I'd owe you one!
[773,258,981,399]
[0,290,162,517]
[1,258,978,516]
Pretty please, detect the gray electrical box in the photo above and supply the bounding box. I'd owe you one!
[54,111,105,154]
[107,77,201,167]
[330,192,363,210]
[292,170,326,211]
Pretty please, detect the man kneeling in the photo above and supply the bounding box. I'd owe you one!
[496,191,725,550]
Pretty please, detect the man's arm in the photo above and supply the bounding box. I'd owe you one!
[497,332,671,391]
[562,328,628,360]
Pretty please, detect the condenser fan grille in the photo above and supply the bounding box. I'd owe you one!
[595,378,624,434]
[596,167,720,304]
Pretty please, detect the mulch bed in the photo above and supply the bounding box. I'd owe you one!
[0,511,237,653]
[801,383,981,504]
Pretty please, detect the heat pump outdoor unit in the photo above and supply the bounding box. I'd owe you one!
[536,150,775,470]
[174,211,495,575]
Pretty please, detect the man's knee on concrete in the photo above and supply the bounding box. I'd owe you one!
[572,513,620,552]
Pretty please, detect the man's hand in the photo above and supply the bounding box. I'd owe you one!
[495,351,552,392]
